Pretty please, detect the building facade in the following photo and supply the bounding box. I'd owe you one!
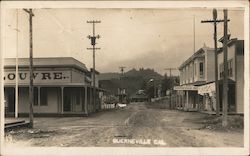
[174,39,244,114]
[4,57,104,116]
[174,45,215,111]
[217,39,244,114]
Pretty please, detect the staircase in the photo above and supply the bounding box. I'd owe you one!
[5,120,30,130]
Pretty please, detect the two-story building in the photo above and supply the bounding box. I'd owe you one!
[174,45,215,111]
[4,57,104,116]
[174,38,244,114]
[217,39,244,114]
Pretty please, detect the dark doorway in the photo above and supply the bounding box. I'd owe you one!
[63,88,72,112]
[219,80,236,112]
[5,87,15,113]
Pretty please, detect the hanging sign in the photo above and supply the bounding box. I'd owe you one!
[174,85,198,91]
[198,82,215,95]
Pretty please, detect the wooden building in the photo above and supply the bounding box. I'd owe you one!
[174,45,215,111]
[4,57,104,116]
[217,39,244,114]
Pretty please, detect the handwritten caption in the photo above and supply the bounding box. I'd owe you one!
[112,138,166,146]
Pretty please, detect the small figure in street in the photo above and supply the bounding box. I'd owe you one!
[115,102,118,109]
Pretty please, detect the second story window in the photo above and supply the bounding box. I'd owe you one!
[194,63,196,76]
[220,59,233,79]
[228,59,233,77]
[220,63,224,79]
[199,62,204,77]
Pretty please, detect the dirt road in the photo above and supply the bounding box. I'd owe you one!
[4,102,243,147]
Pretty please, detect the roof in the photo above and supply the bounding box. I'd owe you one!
[90,68,100,75]
[130,93,148,99]
[194,81,214,86]
[130,90,148,99]
[181,81,206,86]
[178,45,214,70]
[4,57,89,73]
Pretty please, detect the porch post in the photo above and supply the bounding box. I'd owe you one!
[15,86,18,118]
[61,87,64,114]
[89,87,93,113]
[196,94,200,111]
[186,91,189,111]
[38,86,40,108]
[179,94,181,109]
[85,86,88,115]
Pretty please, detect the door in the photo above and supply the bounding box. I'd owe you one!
[5,87,15,113]
[63,88,72,112]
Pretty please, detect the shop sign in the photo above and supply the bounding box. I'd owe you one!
[174,85,198,91]
[198,82,215,95]
[4,70,71,84]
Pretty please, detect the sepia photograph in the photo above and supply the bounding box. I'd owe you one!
[0,1,249,156]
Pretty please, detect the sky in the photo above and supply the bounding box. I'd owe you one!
[3,8,244,75]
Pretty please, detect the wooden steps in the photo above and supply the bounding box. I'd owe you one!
[5,120,30,130]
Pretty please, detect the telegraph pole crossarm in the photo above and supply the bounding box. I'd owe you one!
[201,19,230,23]
[87,20,101,113]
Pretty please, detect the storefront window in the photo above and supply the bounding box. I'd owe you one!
[219,59,233,79]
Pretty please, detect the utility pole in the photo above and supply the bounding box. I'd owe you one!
[119,66,126,103]
[201,9,230,116]
[87,20,101,112]
[193,15,196,53]
[23,9,34,128]
[164,68,177,109]
[222,9,229,127]
[15,9,20,118]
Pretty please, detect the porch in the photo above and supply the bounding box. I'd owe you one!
[4,84,104,117]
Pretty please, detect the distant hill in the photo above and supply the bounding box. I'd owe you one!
[98,72,120,80]
[125,68,163,81]
[99,68,163,97]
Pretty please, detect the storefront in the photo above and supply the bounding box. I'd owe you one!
[174,85,201,111]
[197,82,216,112]
[4,57,104,116]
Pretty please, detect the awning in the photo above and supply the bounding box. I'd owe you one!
[198,82,215,95]
[174,85,198,91]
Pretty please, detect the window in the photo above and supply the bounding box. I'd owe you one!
[199,62,204,77]
[220,63,224,79]
[228,59,233,77]
[194,63,196,76]
[33,87,38,106]
[219,59,233,79]
[40,88,48,106]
